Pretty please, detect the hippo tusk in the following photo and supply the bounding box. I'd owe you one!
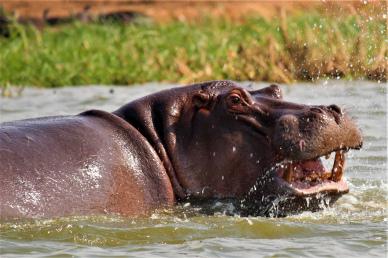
[283,162,293,183]
[331,151,345,182]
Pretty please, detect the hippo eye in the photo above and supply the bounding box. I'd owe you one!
[226,92,248,111]
[230,95,241,105]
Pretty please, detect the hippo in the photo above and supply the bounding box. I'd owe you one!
[0,81,362,219]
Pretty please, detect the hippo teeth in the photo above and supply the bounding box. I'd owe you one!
[283,162,293,183]
[330,151,345,182]
[281,150,346,184]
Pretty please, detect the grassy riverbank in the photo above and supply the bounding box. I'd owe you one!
[0,10,386,88]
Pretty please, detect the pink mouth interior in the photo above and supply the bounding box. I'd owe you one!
[275,151,348,193]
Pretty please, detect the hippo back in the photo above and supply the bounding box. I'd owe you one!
[0,111,174,218]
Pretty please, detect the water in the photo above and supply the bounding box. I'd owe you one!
[0,80,386,257]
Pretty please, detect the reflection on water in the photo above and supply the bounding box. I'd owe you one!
[0,80,386,257]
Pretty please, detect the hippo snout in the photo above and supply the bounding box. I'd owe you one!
[272,105,362,161]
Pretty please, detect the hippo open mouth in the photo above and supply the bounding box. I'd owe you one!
[240,140,363,217]
[276,150,349,196]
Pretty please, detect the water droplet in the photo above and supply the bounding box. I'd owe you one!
[245,218,253,225]
[232,146,236,152]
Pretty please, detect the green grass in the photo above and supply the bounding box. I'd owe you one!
[0,11,386,88]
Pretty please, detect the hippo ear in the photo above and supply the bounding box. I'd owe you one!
[251,84,283,99]
[192,91,211,109]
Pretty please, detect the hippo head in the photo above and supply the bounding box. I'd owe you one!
[114,80,362,217]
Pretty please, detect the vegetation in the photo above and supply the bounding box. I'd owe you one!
[0,11,386,88]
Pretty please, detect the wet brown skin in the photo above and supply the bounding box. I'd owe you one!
[0,81,362,219]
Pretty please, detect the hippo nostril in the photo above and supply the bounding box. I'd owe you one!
[327,104,343,125]
[310,107,324,114]
[328,104,342,115]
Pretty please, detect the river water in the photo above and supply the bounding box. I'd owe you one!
[0,80,386,257]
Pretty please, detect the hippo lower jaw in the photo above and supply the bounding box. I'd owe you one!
[275,150,349,196]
